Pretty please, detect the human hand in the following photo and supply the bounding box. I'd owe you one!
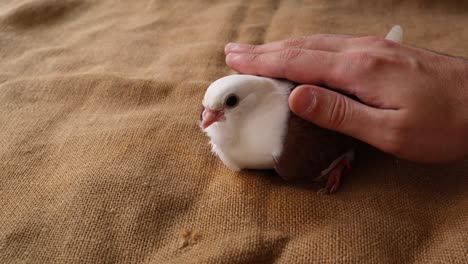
[224,34,468,163]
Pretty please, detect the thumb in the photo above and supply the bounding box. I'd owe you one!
[289,85,388,145]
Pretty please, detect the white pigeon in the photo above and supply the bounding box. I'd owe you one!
[200,26,403,194]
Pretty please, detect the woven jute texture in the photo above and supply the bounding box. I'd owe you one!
[1,0,467,263]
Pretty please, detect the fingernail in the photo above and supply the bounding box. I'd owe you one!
[225,43,251,53]
[294,90,316,115]
[226,53,241,63]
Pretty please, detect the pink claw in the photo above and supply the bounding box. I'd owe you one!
[318,158,352,195]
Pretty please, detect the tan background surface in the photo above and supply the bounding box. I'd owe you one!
[1,0,467,263]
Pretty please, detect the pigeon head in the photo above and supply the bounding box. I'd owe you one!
[200,75,287,129]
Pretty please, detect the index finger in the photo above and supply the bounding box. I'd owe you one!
[225,34,352,54]
[226,48,356,92]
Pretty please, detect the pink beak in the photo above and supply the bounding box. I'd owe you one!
[201,108,223,129]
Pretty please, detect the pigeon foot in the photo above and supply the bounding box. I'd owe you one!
[317,157,351,195]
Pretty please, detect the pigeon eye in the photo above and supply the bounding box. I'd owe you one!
[225,94,238,108]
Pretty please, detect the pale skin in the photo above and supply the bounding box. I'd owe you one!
[224,34,468,163]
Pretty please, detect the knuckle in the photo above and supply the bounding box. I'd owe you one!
[382,120,409,155]
[283,37,306,48]
[330,58,355,86]
[246,52,261,62]
[346,52,383,70]
[403,56,422,71]
[380,38,399,48]
[279,48,303,62]
[248,44,259,53]
[359,36,386,44]
[357,36,399,49]
[305,34,327,42]
[311,33,350,39]
[327,95,349,129]
[383,133,405,155]
[305,35,332,47]
[310,34,332,38]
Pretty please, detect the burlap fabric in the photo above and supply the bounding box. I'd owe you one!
[1,0,467,263]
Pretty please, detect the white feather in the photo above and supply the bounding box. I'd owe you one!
[201,75,293,171]
[385,25,404,43]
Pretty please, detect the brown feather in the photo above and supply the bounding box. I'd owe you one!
[273,111,354,181]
